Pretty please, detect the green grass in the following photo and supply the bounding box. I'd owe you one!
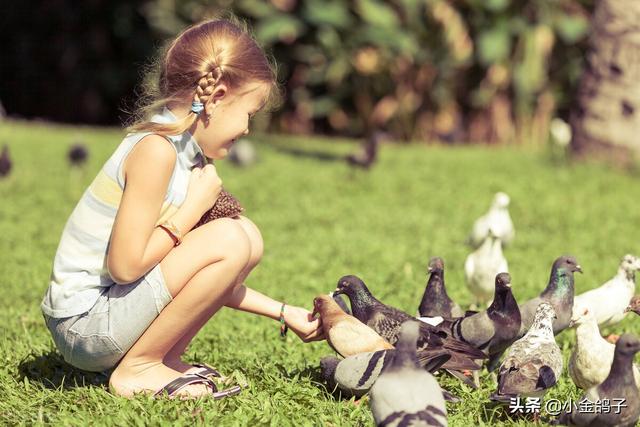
[1,119,640,426]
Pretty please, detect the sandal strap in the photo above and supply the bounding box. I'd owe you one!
[154,373,216,397]
[191,363,223,379]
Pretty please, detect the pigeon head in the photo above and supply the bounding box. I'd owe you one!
[569,307,595,328]
[620,254,640,278]
[492,192,510,209]
[530,302,556,334]
[615,334,640,357]
[334,275,369,297]
[312,295,333,318]
[427,257,444,273]
[553,255,583,275]
[495,272,512,292]
[388,321,421,369]
[625,295,640,316]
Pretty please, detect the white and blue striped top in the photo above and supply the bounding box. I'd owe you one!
[41,108,205,318]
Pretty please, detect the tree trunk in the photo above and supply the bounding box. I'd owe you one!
[570,0,640,165]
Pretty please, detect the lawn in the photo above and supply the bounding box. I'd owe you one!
[1,119,640,426]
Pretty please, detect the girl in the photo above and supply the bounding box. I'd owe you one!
[41,18,323,398]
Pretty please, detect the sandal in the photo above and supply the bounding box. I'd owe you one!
[154,373,242,399]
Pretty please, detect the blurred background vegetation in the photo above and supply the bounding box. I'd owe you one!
[1,0,595,145]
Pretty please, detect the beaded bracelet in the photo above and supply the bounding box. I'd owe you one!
[280,303,288,338]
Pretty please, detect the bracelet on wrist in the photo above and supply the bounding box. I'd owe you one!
[280,303,288,338]
[158,220,183,247]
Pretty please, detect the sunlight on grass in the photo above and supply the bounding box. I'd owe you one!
[1,120,639,426]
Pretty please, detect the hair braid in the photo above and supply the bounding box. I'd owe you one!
[194,66,223,107]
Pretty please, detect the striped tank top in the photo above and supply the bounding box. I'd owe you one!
[41,108,205,318]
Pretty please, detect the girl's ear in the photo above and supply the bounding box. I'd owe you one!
[207,84,228,114]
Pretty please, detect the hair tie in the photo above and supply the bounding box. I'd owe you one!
[191,101,205,115]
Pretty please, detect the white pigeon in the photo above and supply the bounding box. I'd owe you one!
[228,138,257,167]
[568,308,640,390]
[573,254,640,328]
[369,321,447,427]
[465,231,509,305]
[468,192,515,248]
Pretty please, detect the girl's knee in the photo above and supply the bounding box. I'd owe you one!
[200,218,251,269]
[235,216,263,268]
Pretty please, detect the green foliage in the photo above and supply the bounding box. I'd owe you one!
[2,121,640,425]
[140,0,592,143]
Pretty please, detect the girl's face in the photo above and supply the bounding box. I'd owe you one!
[194,82,269,160]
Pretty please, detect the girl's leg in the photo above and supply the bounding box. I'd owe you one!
[109,218,252,397]
[164,216,264,372]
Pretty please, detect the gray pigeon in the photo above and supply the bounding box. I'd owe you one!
[228,138,257,167]
[0,144,11,177]
[490,302,563,402]
[418,257,464,319]
[518,255,582,336]
[320,349,449,399]
[553,334,640,427]
[443,273,521,367]
[369,321,448,427]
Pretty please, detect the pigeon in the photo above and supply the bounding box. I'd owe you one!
[568,308,640,390]
[443,273,521,369]
[345,131,383,169]
[490,302,563,402]
[518,255,582,336]
[369,321,448,427]
[0,144,11,177]
[67,143,88,166]
[334,275,486,371]
[573,254,640,328]
[553,334,640,427]
[319,349,450,399]
[418,257,464,319]
[625,295,640,316]
[468,192,515,248]
[228,138,257,167]
[464,230,509,305]
[312,295,394,358]
[331,292,352,315]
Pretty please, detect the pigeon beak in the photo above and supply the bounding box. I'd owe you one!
[568,319,576,328]
[625,306,631,314]
[576,265,583,273]
[427,267,433,273]
[333,288,343,295]
[505,282,512,288]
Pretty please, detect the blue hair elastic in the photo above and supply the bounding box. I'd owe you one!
[191,101,205,115]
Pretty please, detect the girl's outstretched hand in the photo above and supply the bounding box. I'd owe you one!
[285,305,325,343]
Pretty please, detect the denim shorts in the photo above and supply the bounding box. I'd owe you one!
[43,264,173,372]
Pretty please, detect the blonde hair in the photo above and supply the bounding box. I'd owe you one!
[128,18,280,136]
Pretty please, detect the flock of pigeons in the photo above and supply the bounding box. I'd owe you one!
[0,143,88,179]
[313,192,640,427]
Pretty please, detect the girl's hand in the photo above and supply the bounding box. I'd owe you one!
[285,305,325,343]
[183,164,223,216]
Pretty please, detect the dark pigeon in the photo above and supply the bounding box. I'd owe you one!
[68,143,88,166]
[370,321,448,427]
[345,131,384,169]
[0,145,11,177]
[334,275,485,371]
[418,257,464,319]
[518,255,582,336]
[442,272,521,369]
[553,334,640,427]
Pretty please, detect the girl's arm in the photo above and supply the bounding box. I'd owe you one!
[225,285,324,342]
[107,135,201,284]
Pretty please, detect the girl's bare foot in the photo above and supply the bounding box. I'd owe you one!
[110,360,211,398]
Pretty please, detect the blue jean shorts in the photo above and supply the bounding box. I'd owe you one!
[43,264,173,372]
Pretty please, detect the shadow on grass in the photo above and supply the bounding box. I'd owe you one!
[18,350,109,390]
[271,145,346,163]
